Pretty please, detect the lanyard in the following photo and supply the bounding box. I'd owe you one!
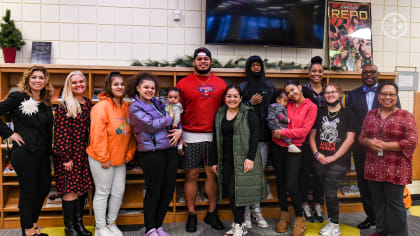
[378,108,395,138]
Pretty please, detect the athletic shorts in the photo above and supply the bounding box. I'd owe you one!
[182,141,213,169]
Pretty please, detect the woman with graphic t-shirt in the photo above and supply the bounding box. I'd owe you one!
[309,83,357,236]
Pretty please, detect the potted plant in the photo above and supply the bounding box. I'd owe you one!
[0,9,25,63]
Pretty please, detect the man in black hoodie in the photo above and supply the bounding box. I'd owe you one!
[239,55,275,229]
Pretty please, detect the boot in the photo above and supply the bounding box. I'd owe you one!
[292,216,306,236]
[74,194,92,236]
[62,200,81,236]
[276,211,289,233]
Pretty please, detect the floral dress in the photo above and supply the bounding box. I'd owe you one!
[52,98,93,196]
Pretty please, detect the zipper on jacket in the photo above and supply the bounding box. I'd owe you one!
[152,134,156,151]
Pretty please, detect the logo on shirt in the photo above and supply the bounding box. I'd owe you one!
[320,116,341,143]
[195,85,215,97]
[115,117,130,135]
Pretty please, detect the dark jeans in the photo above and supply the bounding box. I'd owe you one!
[10,147,51,230]
[271,144,303,217]
[353,145,376,223]
[142,148,178,232]
[369,181,407,236]
[299,142,324,204]
[314,161,348,223]
[222,154,245,224]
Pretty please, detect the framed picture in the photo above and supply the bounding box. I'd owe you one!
[328,1,372,71]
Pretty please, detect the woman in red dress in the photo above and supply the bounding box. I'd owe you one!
[53,71,93,236]
[359,82,418,236]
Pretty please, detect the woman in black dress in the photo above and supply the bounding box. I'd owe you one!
[53,71,93,236]
[0,66,54,236]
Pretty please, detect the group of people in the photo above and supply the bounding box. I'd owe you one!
[0,47,416,236]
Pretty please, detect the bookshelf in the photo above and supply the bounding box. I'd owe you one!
[0,64,397,228]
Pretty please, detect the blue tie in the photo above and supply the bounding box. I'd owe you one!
[363,86,376,93]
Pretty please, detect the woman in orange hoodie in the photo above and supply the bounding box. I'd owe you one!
[86,71,136,236]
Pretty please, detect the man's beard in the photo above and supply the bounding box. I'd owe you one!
[194,64,212,75]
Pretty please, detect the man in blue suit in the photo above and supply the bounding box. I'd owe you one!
[346,64,400,229]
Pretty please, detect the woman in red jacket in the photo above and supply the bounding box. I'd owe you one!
[272,80,317,236]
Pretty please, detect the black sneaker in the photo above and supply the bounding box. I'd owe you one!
[204,211,225,230]
[186,212,197,232]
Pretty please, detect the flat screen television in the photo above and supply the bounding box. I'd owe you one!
[205,0,326,48]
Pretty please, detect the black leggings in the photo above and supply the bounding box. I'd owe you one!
[10,147,51,230]
[222,154,245,224]
[271,144,303,217]
[142,148,178,232]
[314,161,348,223]
[299,142,324,204]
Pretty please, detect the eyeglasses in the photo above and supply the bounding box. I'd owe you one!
[379,93,397,98]
[362,70,377,74]
[325,91,339,95]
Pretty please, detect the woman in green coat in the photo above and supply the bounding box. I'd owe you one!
[211,84,266,236]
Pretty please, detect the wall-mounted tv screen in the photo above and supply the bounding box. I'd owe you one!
[205,0,326,48]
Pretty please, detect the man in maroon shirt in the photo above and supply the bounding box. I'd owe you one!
[176,48,226,232]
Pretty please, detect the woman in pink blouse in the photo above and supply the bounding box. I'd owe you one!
[359,82,418,236]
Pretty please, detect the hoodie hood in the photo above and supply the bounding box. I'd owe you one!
[245,55,265,84]
[98,93,112,102]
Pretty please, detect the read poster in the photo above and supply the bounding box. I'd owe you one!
[328,1,372,71]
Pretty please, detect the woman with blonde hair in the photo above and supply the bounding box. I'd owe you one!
[53,71,93,236]
[0,66,54,236]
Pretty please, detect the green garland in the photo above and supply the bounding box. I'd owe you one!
[131,56,321,70]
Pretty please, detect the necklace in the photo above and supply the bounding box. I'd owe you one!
[327,109,340,118]
[194,73,211,85]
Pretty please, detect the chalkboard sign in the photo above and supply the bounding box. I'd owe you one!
[31,41,52,64]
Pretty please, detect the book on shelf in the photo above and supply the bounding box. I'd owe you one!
[123,94,135,102]
[266,184,274,200]
[2,123,14,144]
[92,88,102,101]
[7,86,18,96]
[340,184,360,195]
[45,188,62,208]
[176,185,185,203]
[119,209,142,215]
[3,165,15,173]
[53,88,63,101]
[350,156,355,171]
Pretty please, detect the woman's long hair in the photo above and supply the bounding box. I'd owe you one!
[17,65,54,106]
[62,71,87,118]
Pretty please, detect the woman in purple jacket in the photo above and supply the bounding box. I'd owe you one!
[127,72,180,236]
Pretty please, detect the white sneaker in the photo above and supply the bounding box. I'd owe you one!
[233,223,248,236]
[320,221,332,235]
[95,226,113,236]
[224,223,235,236]
[251,208,268,228]
[287,144,301,153]
[321,221,341,236]
[329,222,341,236]
[107,223,123,236]
[244,211,252,229]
